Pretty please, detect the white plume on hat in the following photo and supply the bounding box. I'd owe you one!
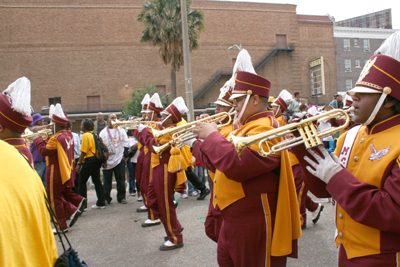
[2,77,32,116]
[149,93,163,108]
[171,97,189,114]
[233,49,256,75]
[375,31,400,62]
[53,103,66,118]
[272,89,293,106]
[141,93,150,106]
[49,104,55,119]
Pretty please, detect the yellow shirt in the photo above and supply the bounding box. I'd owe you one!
[0,140,58,267]
[80,132,96,159]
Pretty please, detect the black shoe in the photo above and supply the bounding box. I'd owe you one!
[174,201,178,208]
[118,198,127,204]
[164,227,184,241]
[105,199,112,205]
[301,224,307,230]
[312,204,324,224]
[197,188,210,200]
[69,209,82,228]
[159,243,184,251]
[78,198,87,213]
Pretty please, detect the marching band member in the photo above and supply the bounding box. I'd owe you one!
[134,93,163,226]
[271,89,293,127]
[34,104,84,233]
[188,70,301,266]
[0,77,34,167]
[134,93,151,202]
[139,96,188,250]
[292,32,400,266]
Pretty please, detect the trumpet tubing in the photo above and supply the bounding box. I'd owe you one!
[111,119,157,129]
[231,108,351,158]
[22,129,53,141]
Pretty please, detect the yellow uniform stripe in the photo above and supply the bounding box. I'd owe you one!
[261,194,272,267]
[164,164,177,244]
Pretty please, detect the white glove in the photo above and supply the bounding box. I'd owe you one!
[304,145,343,184]
[182,138,197,148]
[137,124,148,133]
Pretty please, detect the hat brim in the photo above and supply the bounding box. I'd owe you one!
[347,86,381,95]
[228,93,246,101]
[214,100,232,107]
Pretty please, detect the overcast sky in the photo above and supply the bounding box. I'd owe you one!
[225,0,399,29]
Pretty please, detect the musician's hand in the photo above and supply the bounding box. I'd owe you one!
[102,162,107,169]
[76,164,81,173]
[304,145,343,184]
[183,138,197,148]
[192,122,218,140]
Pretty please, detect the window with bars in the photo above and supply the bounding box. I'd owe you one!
[343,39,350,50]
[49,97,61,106]
[309,57,325,96]
[363,39,370,52]
[346,79,352,91]
[345,59,351,72]
[355,59,361,68]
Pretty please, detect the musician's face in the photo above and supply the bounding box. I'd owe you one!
[351,93,381,125]
[215,104,231,114]
[108,114,117,127]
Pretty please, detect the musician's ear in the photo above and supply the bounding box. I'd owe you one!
[253,95,260,105]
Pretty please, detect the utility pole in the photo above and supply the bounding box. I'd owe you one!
[180,0,194,122]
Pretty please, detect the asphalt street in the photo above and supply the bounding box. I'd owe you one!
[57,189,338,267]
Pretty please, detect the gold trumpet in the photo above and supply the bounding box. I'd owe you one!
[111,119,157,130]
[152,112,234,157]
[231,108,352,159]
[22,128,53,142]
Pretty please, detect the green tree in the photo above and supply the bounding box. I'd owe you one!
[137,0,205,100]
[122,85,168,117]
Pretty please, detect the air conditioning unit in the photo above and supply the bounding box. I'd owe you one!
[364,47,370,52]
[345,67,351,72]
[344,46,350,51]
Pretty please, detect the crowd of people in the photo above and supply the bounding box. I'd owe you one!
[1,32,400,267]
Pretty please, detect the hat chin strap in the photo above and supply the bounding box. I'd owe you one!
[161,114,171,125]
[363,93,387,126]
[274,106,280,117]
[233,94,251,125]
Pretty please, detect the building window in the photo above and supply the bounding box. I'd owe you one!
[87,95,100,111]
[346,79,352,91]
[364,39,370,52]
[354,38,359,47]
[343,39,350,50]
[309,57,325,96]
[49,97,61,106]
[345,59,351,72]
[355,59,361,68]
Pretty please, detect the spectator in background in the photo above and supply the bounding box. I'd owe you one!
[29,113,47,187]
[43,117,51,125]
[94,112,106,135]
[71,124,81,194]
[287,91,301,116]
[76,118,107,209]
[328,93,344,109]
[100,114,129,205]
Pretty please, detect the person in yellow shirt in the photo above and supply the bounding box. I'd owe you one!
[0,139,58,267]
[76,118,107,209]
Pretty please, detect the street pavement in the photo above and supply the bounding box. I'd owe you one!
[58,189,338,267]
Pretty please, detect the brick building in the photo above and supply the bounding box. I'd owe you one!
[334,27,396,94]
[0,0,337,117]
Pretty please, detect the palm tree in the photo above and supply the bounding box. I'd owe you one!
[137,0,205,100]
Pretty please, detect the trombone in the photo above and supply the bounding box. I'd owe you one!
[111,119,157,130]
[230,108,352,159]
[152,112,234,157]
[22,128,53,143]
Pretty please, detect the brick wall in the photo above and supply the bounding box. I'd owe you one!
[0,0,337,113]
